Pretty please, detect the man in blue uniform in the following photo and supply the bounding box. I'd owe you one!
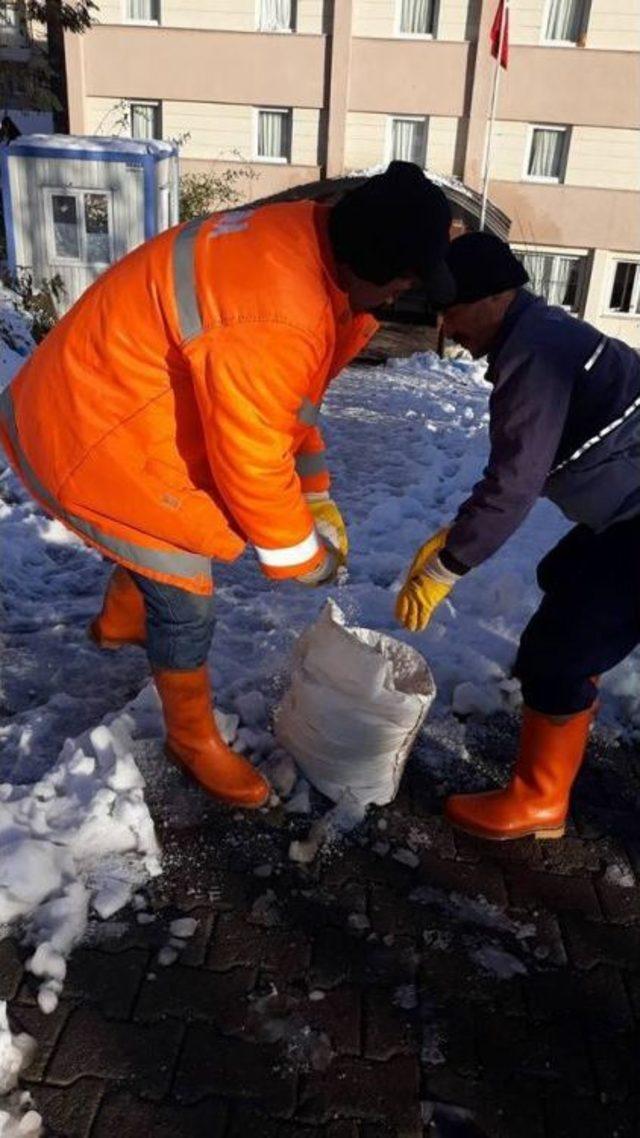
[396,232,640,841]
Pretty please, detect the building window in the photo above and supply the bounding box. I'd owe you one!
[0,1,26,46]
[256,108,292,162]
[525,126,569,182]
[608,261,640,314]
[390,117,427,166]
[48,191,112,265]
[125,0,159,21]
[130,101,161,140]
[258,0,294,32]
[518,251,585,311]
[543,0,589,43]
[398,0,436,36]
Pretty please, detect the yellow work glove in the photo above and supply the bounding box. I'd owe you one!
[396,527,461,633]
[306,493,348,564]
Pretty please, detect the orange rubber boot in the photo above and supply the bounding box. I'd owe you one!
[444,705,594,841]
[89,567,146,649]
[154,666,270,808]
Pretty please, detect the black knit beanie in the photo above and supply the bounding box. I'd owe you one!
[328,161,455,306]
[444,232,529,306]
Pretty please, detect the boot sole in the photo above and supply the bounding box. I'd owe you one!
[164,745,270,809]
[448,817,566,842]
[87,622,145,650]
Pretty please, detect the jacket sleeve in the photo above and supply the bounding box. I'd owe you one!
[294,425,331,495]
[445,350,573,569]
[185,321,327,579]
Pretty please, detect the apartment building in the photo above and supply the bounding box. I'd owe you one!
[8,0,640,342]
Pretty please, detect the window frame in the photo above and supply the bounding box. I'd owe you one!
[254,106,293,164]
[129,99,162,140]
[605,259,640,317]
[540,0,590,45]
[387,114,429,168]
[256,0,296,33]
[394,0,438,40]
[44,188,115,268]
[523,123,570,184]
[122,0,160,26]
[0,0,27,46]
[514,248,587,312]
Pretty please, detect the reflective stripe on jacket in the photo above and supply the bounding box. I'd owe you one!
[0,202,377,592]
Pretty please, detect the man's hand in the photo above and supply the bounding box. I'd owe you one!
[295,544,339,587]
[396,527,461,632]
[306,493,348,564]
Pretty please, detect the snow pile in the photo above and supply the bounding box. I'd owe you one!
[0,1003,41,1135]
[0,697,161,1013]
[0,283,36,392]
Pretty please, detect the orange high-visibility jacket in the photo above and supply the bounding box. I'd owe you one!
[0,202,378,594]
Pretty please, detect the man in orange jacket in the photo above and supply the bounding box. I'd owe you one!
[1,161,454,809]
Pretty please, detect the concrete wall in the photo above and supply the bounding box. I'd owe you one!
[87,96,321,165]
[344,111,459,175]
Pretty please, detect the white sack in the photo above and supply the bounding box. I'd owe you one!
[275,600,435,806]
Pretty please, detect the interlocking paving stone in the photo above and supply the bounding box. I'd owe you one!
[11,1000,72,1082]
[525,964,634,1031]
[206,910,311,978]
[45,1007,183,1099]
[505,867,603,919]
[29,1077,104,1138]
[363,987,417,1060]
[91,1089,229,1137]
[226,1106,323,1136]
[588,1030,640,1103]
[0,938,23,1001]
[543,1091,640,1138]
[134,962,256,1032]
[414,853,509,907]
[60,948,149,1020]
[301,984,361,1056]
[595,877,640,925]
[173,1025,298,1116]
[297,1055,421,1136]
[562,916,640,970]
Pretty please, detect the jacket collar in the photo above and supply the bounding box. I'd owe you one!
[313,204,379,377]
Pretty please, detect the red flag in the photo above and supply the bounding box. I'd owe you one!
[490,0,509,69]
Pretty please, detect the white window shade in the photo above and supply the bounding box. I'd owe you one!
[130,102,161,140]
[399,0,435,35]
[391,118,427,166]
[520,252,583,310]
[544,0,588,42]
[0,1,26,46]
[126,0,159,20]
[257,109,291,160]
[527,127,567,180]
[259,0,293,31]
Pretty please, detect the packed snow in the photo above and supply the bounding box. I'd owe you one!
[1,283,639,1027]
[0,1004,41,1135]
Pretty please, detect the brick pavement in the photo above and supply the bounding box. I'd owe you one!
[6,718,640,1138]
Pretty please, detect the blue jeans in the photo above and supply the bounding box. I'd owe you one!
[130,572,215,670]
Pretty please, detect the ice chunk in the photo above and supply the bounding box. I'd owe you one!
[158,946,179,967]
[169,918,198,939]
[235,691,268,727]
[92,879,133,920]
[214,709,240,744]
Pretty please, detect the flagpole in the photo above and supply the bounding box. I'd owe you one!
[480,0,509,232]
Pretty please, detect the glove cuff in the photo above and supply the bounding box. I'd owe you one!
[421,554,463,587]
[305,491,331,503]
